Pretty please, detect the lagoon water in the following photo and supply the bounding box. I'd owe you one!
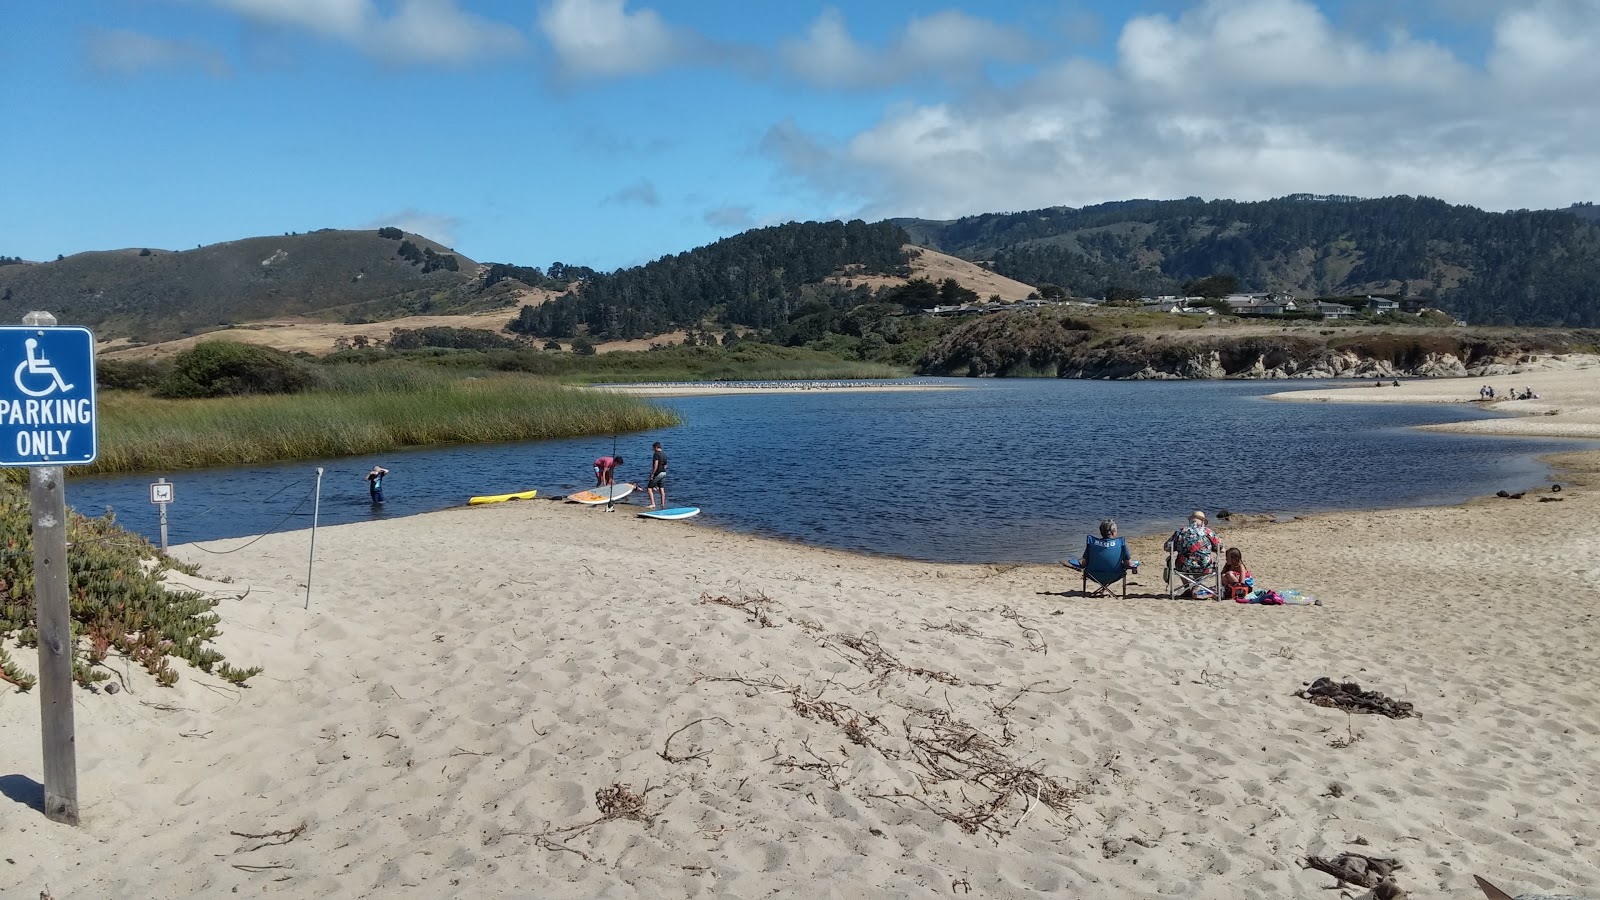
[71,378,1587,563]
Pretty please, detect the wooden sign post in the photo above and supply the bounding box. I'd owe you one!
[29,465,78,824]
[5,310,100,826]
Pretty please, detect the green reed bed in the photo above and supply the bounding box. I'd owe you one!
[566,359,910,384]
[87,372,678,475]
[406,343,912,383]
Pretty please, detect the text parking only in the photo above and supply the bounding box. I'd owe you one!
[0,326,97,465]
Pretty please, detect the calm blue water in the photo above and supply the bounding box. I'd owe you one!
[68,379,1587,563]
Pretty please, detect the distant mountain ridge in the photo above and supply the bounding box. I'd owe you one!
[0,229,483,341]
[6,194,1598,344]
[894,195,1600,327]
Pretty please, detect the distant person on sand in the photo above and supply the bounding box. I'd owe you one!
[593,455,623,486]
[645,441,668,509]
[1165,510,1221,592]
[366,465,389,504]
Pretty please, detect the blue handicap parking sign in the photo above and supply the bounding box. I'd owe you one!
[0,326,97,466]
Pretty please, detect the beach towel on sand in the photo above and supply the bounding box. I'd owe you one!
[1241,588,1319,606]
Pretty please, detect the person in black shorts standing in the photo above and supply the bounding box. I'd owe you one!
[645,441,667,509]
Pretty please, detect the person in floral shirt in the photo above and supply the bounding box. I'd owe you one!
[1165,510,1221,577]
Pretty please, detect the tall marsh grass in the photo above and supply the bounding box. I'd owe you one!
[87,371,678,475]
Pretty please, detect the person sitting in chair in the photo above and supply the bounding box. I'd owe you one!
[1165,510,1221,597]
[1067,519,1139,574]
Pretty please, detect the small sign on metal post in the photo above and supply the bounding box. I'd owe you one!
[4,313,96,827]
[151,478,174,551]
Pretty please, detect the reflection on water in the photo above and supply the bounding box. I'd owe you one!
[70,378,1588,563]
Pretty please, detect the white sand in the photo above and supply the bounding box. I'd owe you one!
[1271,356,1600,439]
[4,407,1599,897]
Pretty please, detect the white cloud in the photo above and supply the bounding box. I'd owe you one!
[779,7,1033,89]
[84,28,231,77]
[537,0,685,77]
[210,0,370,38]
[608,179,660,206]
[206,0,523,65]
[765,0,1600,220]
[1117,0,1466,93]
[1488,0,1600,94]
[366,209,463,247]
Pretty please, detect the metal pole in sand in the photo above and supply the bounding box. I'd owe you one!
[306,467,323,609]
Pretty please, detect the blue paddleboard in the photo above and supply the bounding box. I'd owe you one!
[638,506,700,520]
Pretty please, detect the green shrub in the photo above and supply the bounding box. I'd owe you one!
[0,486,259,689]
[97,358,170,391]
[155,340,321,399]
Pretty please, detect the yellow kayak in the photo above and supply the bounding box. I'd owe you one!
[468,488,538,505]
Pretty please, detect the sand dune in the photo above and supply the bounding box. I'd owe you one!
[4,389,1599,897]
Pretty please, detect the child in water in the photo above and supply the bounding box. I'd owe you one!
[1220,547,1252,602]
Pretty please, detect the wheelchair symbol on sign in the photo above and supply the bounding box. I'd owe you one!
[14,338,75,397]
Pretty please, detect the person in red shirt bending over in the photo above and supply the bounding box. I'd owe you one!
[593,455,623,486]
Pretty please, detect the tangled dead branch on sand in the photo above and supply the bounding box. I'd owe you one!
[659,716,733,765]
[692,672,891,749]
[699,591,779,627]
[822,631,962,689]
[692,591,1084,839]
[919,619,1014,648]
[878,706,1081,836]
[503,782,659,862]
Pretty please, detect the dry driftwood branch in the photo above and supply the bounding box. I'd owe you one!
[519,782,659,863]
[996,605,1048,654]
[230,822,307,853]
[822,631,962,689]
[1329,712,1365,749]
[700,591,781,627]
[918,619,1013,647]
[659,716,732,764]
[990,680,1071,717]
[773,739,850,790]
[881,707,1081,836]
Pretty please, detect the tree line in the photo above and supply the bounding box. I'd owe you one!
[508,220,912,340]
[898,195,1600,326]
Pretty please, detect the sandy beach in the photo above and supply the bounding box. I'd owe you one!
[4,378,1599,899]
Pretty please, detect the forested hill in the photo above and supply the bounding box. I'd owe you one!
[0,229,482,341]
[894,196,1600,327]
[512,220,912,339]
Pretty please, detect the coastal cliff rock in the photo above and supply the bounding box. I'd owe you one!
[918,309,1592,380]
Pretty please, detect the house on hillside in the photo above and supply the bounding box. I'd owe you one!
[1317,301,1357,319]
[1225,292,1300,316]
[1139,296,1185,313]
[1365,296,1400,314]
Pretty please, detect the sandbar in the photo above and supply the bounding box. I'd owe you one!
[1270,354,1600,440]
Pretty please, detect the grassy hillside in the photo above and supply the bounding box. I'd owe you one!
[0,229,481,341]
[895,195,1600,327]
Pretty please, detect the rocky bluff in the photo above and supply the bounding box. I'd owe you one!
[918,311,1593,380]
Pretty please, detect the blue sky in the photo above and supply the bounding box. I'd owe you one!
[3,0,1597,270]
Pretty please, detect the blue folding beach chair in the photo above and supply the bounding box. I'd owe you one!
[1076,535,1134,598]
